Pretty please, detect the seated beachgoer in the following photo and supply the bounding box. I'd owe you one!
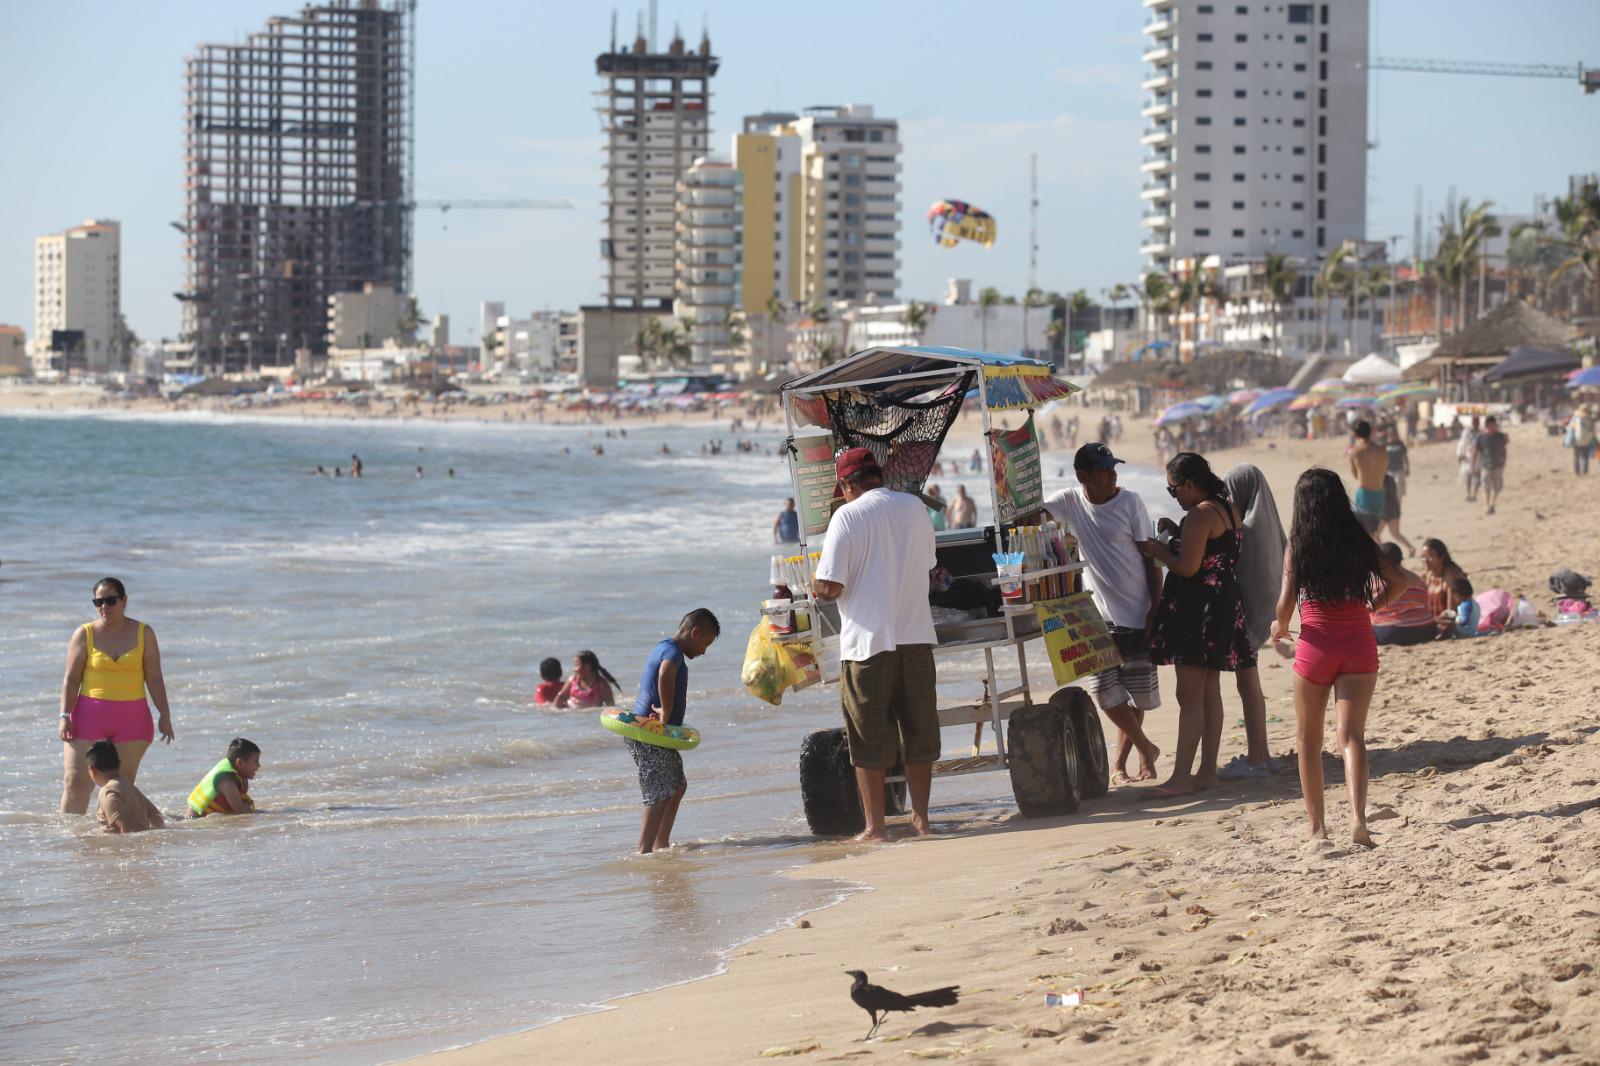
[1420,538,1469,619]
[1369,543,1435,646]
[533,657,564,706]
[87,740,164,833]
[554,650,618,709]
[188,738,261,817]
[1437,577,1481,640]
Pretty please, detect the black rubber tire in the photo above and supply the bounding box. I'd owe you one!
[797,729,907,835]
[799,729,864,836]
[1058,687,1110,799]
[1006,704,1083,817]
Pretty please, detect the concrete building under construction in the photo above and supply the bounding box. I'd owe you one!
[594,25,717,309]
[182,0,414,372]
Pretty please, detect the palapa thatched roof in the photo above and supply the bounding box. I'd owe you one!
[1404,300,1577,380]
[1091,349,1294,392]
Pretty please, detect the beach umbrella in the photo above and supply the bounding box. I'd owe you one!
[1479,345,1581,385]
[1156,400,1210,425]
[1566,366,1600,389]
[1378,383,1437,405]
[1243,387,1300,415]
[1288,392,1333,411]
[1228,388,1261,406]
[1192,394,1228,411]
[1336,395,1377,409]
[1309,377,1347,394]
[1342,353,1403,386]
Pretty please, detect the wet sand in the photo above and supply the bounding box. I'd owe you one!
[421,415,1600,1064]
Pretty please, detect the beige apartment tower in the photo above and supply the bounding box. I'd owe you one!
[33,219,122,374]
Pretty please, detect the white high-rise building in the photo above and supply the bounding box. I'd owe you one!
[596,29,717,309]
[789,105,902,304]
[33,219,121,374]
[674,157,742,367]
[1139,0,1368,273]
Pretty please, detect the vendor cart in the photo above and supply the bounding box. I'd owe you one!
[770,346,1117,836]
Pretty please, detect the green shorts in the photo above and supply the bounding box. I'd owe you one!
[839,644,940,770]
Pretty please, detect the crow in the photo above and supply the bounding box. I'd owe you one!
[845,969,961,1039]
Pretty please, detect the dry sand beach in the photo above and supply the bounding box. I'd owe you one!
[423,415,1600,1065]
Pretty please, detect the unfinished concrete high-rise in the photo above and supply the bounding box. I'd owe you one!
[182,0,414,372]
[594,24,717,309]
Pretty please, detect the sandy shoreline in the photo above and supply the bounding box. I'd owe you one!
[418,416,1600,1064]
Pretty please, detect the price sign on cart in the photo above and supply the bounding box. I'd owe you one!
[1035,592,1122,686]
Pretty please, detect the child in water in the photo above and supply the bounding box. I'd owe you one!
[188,738,261,817]
[533,657,564,705]
[626,608,720,854]
[87,740,165,833]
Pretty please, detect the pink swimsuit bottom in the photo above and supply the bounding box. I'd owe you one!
[1294,599,1379,687]
[71,696,154,743]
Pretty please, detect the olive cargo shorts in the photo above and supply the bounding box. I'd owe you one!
[840,644,940,770]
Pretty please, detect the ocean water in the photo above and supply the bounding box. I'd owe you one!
[0,410,1176,1063]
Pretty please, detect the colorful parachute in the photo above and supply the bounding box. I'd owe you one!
[927,199,996,249]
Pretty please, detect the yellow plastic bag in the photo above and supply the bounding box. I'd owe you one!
[741,621,820,705]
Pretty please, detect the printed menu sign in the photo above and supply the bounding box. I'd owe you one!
[793,433,839,538]
[989,413,1043,525]
[1035,592,1122,686]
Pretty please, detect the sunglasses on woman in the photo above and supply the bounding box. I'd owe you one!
[1165,483,1182,498]
[92,596,122,608]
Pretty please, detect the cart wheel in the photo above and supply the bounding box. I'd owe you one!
[799,729,863,836]
[798,730,912,836]
[1055,687,1109,799]
[1006,704,1083,818]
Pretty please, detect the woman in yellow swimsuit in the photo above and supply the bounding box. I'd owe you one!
[57,577,175,814]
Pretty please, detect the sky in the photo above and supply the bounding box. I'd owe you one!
[1,0,1596,348]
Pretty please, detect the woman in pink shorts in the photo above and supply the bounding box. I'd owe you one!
[1270,470,1405,848]
[57,577,176,814]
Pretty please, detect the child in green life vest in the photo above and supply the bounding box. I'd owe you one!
[188,738,262,817]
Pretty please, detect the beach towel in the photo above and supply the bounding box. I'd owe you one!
[1224,464,1287,653]
[1474,588,1513,634]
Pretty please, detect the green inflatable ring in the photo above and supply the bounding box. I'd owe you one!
[600,709,701,751]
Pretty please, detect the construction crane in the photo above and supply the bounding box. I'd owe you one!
[408,198,574,230]
[1367,57,1598,94]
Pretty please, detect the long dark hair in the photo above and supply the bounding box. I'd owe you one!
[576,650,619,689]
[1167,452,1230,504]
[1288,468,1382,604]
[1421,537,1454,570]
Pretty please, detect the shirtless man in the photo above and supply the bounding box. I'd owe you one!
[1347,420,1387,536]
[946,485,977,529]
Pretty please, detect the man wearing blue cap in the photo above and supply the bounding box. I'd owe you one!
[1041,443,1165,785]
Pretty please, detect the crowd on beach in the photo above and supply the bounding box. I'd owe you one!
[47,400,1596,859]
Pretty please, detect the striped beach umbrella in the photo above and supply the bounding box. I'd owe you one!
[1228,388,1261,406]
[1309,377,1347,394]
[1243,387,1300,415]
[1288,392,1334,411]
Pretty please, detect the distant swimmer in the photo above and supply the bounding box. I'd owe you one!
[447,467,455,478]
[188,738,261,817]
[351,454,363,477]
[774,497,800,543]
[87,740,164,833]
[533,657,564,706]
[416,466,424,478]
[58,577,175,815]
[593,445,605,456]
[660,443,671,455]
[313,465,327,476]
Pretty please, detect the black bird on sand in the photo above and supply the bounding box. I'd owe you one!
[845,969,961,1038]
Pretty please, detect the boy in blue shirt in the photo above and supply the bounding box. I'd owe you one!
[629,608,720,853]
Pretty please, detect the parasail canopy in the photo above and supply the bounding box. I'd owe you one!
[927,199,997,248]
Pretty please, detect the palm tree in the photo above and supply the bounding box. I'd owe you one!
[633,317,663,368]
[724,308,747,354]
[1315,245,1353,353]
[817,339,843,366]
[763,294,788,372]
[1066,290,1095,370]
[902,299,930,339]
[1529,179,1600,313]
[1173,266,1206,359]
[398,296,423,342]
[1138,271,1172,353]
[1044,318,1065,361]
[1262,252,1296,358]
[978,286,1002,350]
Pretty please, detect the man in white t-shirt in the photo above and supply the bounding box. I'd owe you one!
[814,447,939,841]
[1041,442,1165,785]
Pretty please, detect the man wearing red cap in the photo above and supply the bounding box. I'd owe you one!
[813,447,940,841]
